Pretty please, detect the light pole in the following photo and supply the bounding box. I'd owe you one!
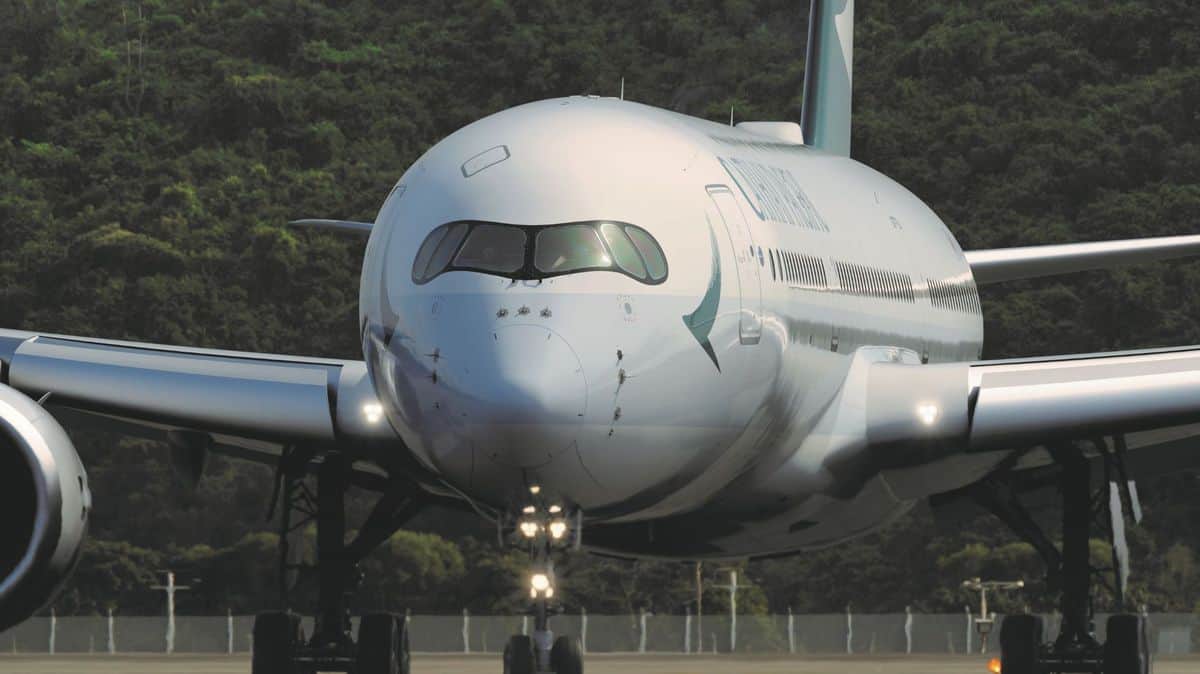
[694,562,703,655]
[713,568,744,653]
[962,577,1025,654]
[150,572,192,655]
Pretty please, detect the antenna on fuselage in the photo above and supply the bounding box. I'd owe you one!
[729,103,735,127]
[620,77,625,100]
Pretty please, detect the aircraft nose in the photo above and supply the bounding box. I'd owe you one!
[457,324,587,468]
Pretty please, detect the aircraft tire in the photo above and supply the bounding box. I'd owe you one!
[252,611,301,674]
[998,614,1042,674]
[358,613,410,674]
[1104,614,1151,674]
[503,634,536,674]
[550,635,584,674]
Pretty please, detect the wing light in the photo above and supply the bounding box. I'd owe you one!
[916,403,940,426]
[362,402,384,424]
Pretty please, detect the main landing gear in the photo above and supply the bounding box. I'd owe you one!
[502,490,584,674]
[974,439,1151,674]
[252,450,419,674]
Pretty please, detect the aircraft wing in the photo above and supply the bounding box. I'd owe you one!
[965,234,1200,284]
[867,346,1200,484]
[0,328,398,474]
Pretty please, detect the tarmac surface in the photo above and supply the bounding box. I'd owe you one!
[0,654,1197,674]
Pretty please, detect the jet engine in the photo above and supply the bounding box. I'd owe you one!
[0,384,90,631]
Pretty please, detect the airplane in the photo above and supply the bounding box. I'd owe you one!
[1,1,1197,672]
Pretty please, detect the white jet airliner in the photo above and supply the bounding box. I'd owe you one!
[0,2,1194,673]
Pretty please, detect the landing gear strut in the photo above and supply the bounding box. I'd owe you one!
[503,495,584,674]
[503,569,583,674]
[253,450,416,674]
[980,441,1151,674]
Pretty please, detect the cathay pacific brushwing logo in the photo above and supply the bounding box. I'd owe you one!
[682,221,722,371]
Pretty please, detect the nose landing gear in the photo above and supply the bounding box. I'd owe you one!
[502,496,584,674]
[502,606,584,674]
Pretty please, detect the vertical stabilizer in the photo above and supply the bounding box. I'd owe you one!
[800,0,854,156]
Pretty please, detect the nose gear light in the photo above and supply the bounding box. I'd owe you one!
[530,572,555,598]
[549,520,568,540]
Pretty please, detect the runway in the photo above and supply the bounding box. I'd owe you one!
[1,654,1197,673]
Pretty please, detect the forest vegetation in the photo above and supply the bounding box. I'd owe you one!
[2,0,1200,618]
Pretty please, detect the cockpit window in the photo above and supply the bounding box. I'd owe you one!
[411,220,667,285]
[413,221,469,283]
[598,222,648,280]
[454,224,526,273]
[535,224,610,273]
[625,226,668,281]
[411,226,447,280]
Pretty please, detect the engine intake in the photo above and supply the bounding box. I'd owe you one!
[0,384,90,631]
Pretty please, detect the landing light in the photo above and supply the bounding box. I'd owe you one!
[522,505,536,514]
[362,402,384,424]
[531,573,551,592]
[549,520,568,540]
[916,403,940,426]
[987,657,1001,674]
[549,505,563,514]
[520,521,539,538]
[529,485,542,495]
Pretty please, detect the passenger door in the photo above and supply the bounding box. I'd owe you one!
[707,186,762,345]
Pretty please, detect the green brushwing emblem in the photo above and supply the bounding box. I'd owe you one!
[682,222,722,371]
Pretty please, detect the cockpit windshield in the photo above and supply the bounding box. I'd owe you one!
[412,221,668,285]
[454,224,527,273]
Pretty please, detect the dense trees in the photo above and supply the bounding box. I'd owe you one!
[2,0,1200,616]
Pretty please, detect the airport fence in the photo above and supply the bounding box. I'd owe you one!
[2,611,1198,655]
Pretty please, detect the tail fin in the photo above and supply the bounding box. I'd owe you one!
[800,0,855,156]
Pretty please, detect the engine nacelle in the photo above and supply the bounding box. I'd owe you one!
[0,384,90,631]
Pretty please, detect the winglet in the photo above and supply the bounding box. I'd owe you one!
[288,219,373,234]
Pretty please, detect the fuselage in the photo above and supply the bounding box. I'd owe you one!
[359,97,985,558]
